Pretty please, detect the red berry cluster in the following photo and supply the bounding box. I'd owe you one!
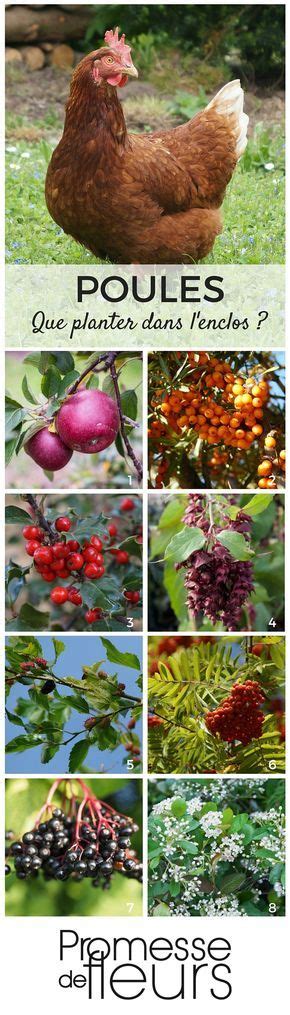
[22,508,141,624]
[20,657,47,670]
[205,680,265,746]
[148,715,164,728]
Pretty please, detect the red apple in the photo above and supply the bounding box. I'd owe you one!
[25,427,72,471]
[56,387,119,453]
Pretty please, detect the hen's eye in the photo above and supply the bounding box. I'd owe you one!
[105,56,114,63]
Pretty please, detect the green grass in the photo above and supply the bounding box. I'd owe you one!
[6,119,285,265]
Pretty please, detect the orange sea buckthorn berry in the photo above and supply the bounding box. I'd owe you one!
[257,460,273,477]
[264,436,276,449]
[265,479,277,489]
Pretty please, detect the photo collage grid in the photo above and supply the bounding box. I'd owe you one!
[4,3,286,921]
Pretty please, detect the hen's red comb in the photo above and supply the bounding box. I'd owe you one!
[104,27,132,62]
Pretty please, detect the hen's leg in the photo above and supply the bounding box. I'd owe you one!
[139,207,222,264]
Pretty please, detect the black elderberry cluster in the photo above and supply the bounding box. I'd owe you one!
[5,808,142,889]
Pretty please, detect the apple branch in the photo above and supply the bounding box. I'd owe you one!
[67,352,143,484]
[107,354,143,483]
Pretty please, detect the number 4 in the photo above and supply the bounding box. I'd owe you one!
[268,617,276,628]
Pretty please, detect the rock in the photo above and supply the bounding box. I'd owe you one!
[49,44,74,69]
[5,47,23,64]
[21,45,45,71]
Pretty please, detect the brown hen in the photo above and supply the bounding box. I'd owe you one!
[45,28,249,264]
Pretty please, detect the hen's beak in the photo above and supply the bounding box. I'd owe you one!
[125,64,138,78]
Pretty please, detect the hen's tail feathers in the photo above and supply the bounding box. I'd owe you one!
[206,79,249,159]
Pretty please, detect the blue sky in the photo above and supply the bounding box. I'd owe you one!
[6,634,143,775]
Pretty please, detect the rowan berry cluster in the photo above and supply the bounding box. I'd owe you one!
[149,352,285,489]
[20,498,141,625]
[205,680,265,745]
[148,635,203,675]
[5,782,142,887]
[148,715,164,728]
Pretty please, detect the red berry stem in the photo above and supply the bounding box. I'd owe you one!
[24,494,55,541]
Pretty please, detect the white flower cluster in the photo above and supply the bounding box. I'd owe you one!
[274,881,285,898]
[199,810,223,838]
[259,833,285,861]
[187,797,204,814]
[200,894,244,918]
[219,833,244,862]
[252,807,284,826]
[182,877,203,901]
[168,893,243,918]
[169,780,266,804]
[152,798,177,816]
[152,795,204,818]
